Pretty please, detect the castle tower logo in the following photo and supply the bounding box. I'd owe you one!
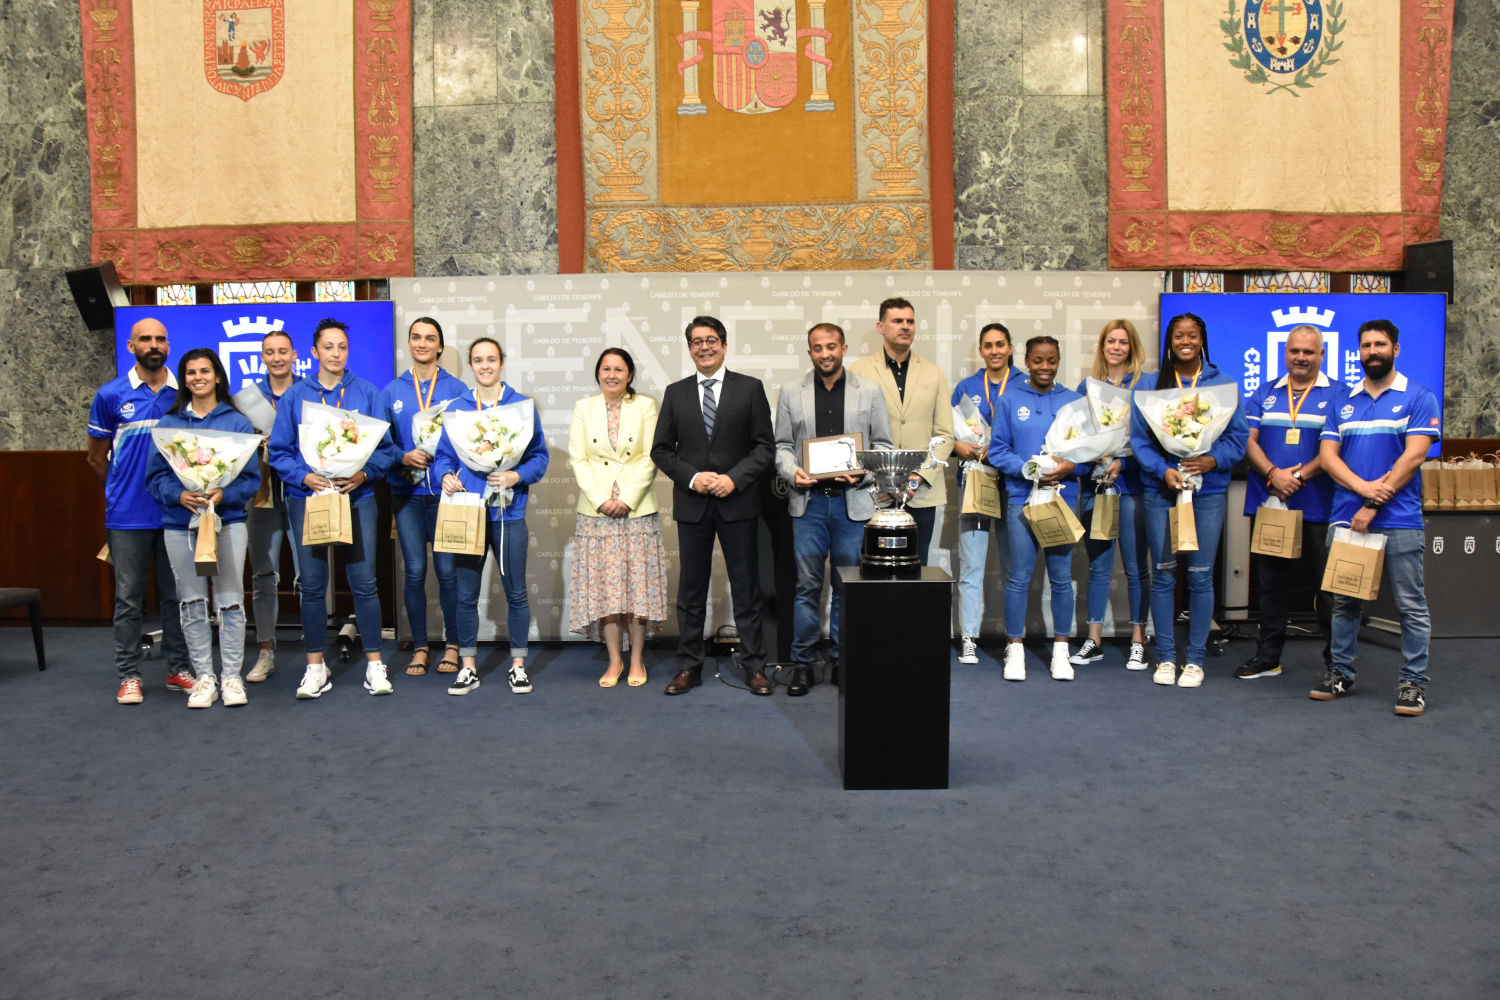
[203,1,286,102]
[1221,0,1344,96]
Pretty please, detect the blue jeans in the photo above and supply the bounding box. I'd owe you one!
[108,528,189,680]
[287,493,384,659]
[454,516,530,659]
[1328,527,1430,687]
[956,513,1005,638]
[247,497,299,645]
[164,522,248,681]
[1143,490,1226,666]
[790,491,866,665]
[1005,511,1075,639]
[1081,491,1150,628]
[392,493,458,648]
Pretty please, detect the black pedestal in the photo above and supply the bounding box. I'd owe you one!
[835,565,951,790]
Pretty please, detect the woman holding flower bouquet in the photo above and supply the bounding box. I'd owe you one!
[435,337,550,697]
[1128,312,1249,689]
[950,322,1024,664]
[268,318,401,700]
[989,336,1087,683]
[567,347,669,688]
[381,317,467,677]
[146,348,261,708]
[1072,319,1152,670]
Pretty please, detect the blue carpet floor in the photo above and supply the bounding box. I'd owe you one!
[0,626,1495,999]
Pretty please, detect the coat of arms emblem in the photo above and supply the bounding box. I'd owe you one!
[676,0,835,116]
[1221,0,1344,96]
[203,1,285,102]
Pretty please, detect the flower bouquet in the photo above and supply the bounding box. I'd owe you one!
[1084,377,1134,462]
[442,399,536,508]
[406,398,454,486]
[296,401,391,545]
[1022,396,1118,481]
[150,426,263,571]
[231,384,280,507]
[1132,382,1239,492]
[952,395,991,458]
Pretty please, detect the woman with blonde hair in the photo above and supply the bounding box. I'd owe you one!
[1071,319,1152,670]
[567,347,669,687]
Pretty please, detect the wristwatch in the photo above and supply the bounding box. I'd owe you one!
[1291,469,1304,482]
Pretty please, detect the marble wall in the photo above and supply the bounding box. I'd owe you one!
[1,0,1496,448]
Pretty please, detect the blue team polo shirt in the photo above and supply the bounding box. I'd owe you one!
[1244,372,1338,522]
[1320,372,1440,531]
[88,367,180,530]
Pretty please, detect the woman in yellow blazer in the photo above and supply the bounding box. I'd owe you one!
[568,347,669,687]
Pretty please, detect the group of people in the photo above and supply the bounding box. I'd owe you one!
[89,299,1438,717]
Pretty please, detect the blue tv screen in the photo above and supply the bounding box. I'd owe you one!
[1158,292,1447,454]
[114,301,397,396]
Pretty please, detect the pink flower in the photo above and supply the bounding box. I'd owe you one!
[193,448,214,464]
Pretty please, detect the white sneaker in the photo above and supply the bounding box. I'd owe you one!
[447,665,481,696]
[296,664,331,699]
[1069,638,1103,665]
[508,663,532,694]
[1152,661,1176,686]
[246,648,276,683]
[221,677,247,707]
[186,675,218,709]
[1126,642,1149,671]
[957,637,978,665]
[364,661,393,696]
[1003,644,1025,682]
[1050,643,1075,681]
[1178,663,1205,688]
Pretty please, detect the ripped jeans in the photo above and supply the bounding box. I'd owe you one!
[1143,490,1226,666]
[163,521,249,682]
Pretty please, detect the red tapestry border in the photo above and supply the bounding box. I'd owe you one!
[1106,0,1454,272]
[81,1,413,283]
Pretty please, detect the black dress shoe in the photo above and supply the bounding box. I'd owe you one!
[786,666,814,697]
[664,670,702,695]
[745,670,774,696]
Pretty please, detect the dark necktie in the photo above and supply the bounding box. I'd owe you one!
[702,378,717,438]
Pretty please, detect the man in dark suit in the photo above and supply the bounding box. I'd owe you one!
[651,315,776,696]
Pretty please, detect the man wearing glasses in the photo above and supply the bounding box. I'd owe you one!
[651,316,776,696]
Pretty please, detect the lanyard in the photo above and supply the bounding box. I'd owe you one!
[1285,381,1313,425]
[476,384,504,410]
[317,379,346,409]
[1174,366,1202,390]
[412,369,437,412]
[984,368,1010,417]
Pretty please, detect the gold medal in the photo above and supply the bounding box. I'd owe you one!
[1284,428,1301,445]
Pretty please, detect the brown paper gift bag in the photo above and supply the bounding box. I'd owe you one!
[1437,460,1461,510]
[1169,490,1198,553]
[1320,526,1386,601]
[303,490,353,546]
[961,464,1005,519]
[1088,487,1119,541]
[1022,487,1084,547]
[1250,497,1303,559]
[252,449,276,509]
[193,508,221,575]
[1464,454,1498,511]
[1420,459,1441,511]
[432,494,487,556]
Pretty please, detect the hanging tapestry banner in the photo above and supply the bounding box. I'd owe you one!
[81,0,413,283]
[554,0,954,272]
[1106,0,1454,271]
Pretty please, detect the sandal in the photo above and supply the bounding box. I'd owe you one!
[437,646,461,673]
[404,648,429,676]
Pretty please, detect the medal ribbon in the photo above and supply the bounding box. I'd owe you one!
[1174,366,1202,390]
[412,369,437,413]
[984,367,1010,420]
[1285,382,1312,429]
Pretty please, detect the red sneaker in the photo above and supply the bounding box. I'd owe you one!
[116,677,144,704]
[165,670,197,693]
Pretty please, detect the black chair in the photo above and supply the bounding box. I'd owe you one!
[0,589,45,671]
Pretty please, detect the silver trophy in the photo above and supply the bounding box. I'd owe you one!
[856,437,948,578]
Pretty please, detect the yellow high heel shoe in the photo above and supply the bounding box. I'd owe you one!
[599,663,626,688]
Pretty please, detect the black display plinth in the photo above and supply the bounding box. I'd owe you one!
[834,565,951,790]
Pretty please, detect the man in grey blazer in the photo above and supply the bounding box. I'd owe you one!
[774,322,895,696]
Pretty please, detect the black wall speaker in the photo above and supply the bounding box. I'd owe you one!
[1403,240,1453,304]
[65,262,129,331]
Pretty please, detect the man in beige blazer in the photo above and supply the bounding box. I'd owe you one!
[848,296,954,564]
